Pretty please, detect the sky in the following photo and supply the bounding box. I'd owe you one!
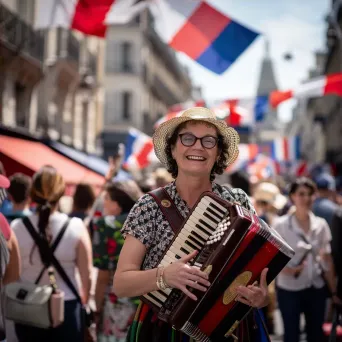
[165,0,331,122]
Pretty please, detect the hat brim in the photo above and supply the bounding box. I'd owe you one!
[153,116,240,169]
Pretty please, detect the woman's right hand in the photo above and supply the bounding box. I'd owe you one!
[163,250,211,301]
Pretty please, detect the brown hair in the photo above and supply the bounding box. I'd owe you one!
[30,165,65,265]
[164,121,228,182]
[8,173,32,204]
[72,183,95,212]
[105,181,136,214]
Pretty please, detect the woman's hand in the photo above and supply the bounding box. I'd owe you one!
[163,250,211,301]
[235,268,269,308]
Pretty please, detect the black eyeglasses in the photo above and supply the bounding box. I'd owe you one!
[178,133,218,149]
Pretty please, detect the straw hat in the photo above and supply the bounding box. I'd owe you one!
[254,182,287,211]
[153,107,240,168]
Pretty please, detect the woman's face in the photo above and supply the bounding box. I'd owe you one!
[171,121,220,179]
[103,191,121,216]
[290,185,315,211]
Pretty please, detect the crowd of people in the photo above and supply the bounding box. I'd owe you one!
[0,107,341,342]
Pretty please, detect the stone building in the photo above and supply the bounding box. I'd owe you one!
[101,11,193,158]
[0,0,103,153]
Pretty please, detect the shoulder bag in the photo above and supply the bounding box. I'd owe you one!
[5,217,69,329]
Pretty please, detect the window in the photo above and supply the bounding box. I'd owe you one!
[122,92,132,120]
[121,42,133,72]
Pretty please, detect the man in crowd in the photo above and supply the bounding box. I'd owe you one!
[312,173,339,229]
[5,173,32,223]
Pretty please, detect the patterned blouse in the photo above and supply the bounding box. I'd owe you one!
[121,182,255,270]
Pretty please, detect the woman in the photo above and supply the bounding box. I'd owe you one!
[114,107,269,341]
[273,177,341,342]
[11,166,92,342]
[93,181,140,341]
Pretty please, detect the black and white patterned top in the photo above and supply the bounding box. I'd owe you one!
[121,182,255,270]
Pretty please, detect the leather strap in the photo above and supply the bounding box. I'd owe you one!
[149,187,184,235]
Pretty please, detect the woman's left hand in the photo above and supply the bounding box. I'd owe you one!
[235,268,269,308]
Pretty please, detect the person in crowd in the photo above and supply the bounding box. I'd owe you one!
[11,165,93,342]
[114,107,270,341]
[0,174,21,285]
[273,177,341,342]
[230,170,251,196]
[253,181,287,225]
[0,174,21,342]
[0,162,12,215]
[69,182,96,220]
[5,173,32,223]
[252,181,287,334]
[312,173,339,228]
[92,181,139,341]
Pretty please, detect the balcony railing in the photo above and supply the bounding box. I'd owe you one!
[0,3,45,63]
[56,28,80,62]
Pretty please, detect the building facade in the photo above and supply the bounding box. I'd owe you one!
[101,11,193,159]
[0,0,103,154]
[322,0,342,172]
[286,52,327,164]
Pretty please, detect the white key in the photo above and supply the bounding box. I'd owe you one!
[202,196,227,212]
[170,245,187,258]
[198,201,224,220]
[183,222,209,240]
[143,294,162,308]
[195,206,221,224]
[191,211,217,229]
[188,216,214,235]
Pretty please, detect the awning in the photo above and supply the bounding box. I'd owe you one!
[0,135,104,189]
[46,140,131,181]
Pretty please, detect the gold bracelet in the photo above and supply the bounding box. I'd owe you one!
[156,266,164,290]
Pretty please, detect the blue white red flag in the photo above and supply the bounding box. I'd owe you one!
[155,0,259,74]
[123,129,157,170]
[270,136,301,162]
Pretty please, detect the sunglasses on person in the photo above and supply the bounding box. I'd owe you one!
[178,133,219,149]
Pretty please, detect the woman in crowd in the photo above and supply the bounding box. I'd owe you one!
[274,177,341,342]
[11,166,93,342]
[93,181,140,341]
[114,107,270,341]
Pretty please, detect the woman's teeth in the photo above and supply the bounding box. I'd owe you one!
[187,156,205,161]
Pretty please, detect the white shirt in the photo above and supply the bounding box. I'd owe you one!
[11,212,85,301]
[274,212,332,291]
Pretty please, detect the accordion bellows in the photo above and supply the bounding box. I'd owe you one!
[141,192,294,342]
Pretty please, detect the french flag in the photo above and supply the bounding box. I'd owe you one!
[270,73,342,107]
[157,0,259,74]
[35,0,148,37]
[123,129,157,170]
[211,96,268,126]
[247,154,280,180]
[271,136,301,162]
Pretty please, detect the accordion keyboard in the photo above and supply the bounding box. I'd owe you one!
[143,195,230,308]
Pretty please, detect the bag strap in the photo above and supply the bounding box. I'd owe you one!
[22,217,70,284]
[36,218,71,284]
[149,187,184,235]
[22,217,83,303]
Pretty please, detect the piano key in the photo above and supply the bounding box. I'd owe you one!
[198,201,224,220]
[192,211,218,229]
[188,218,214,236]
[195,207,220,224]
[183,222,209,240]
[150,290,168,302]
[177,232,203,250]
[143,293,163,307]
[167,250,181,260]
[162,254,174,264]
[176,234,202,250]
[170,245,188,258]
[202,196,227,213]
[172,240,194,254]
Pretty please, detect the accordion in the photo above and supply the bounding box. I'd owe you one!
[141,192,294,341]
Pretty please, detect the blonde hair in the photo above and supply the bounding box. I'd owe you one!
[29,166,65,264]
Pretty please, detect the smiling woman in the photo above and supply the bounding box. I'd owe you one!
[114,107,270,342]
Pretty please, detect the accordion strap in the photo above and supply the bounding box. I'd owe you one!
[149,187,184,235]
